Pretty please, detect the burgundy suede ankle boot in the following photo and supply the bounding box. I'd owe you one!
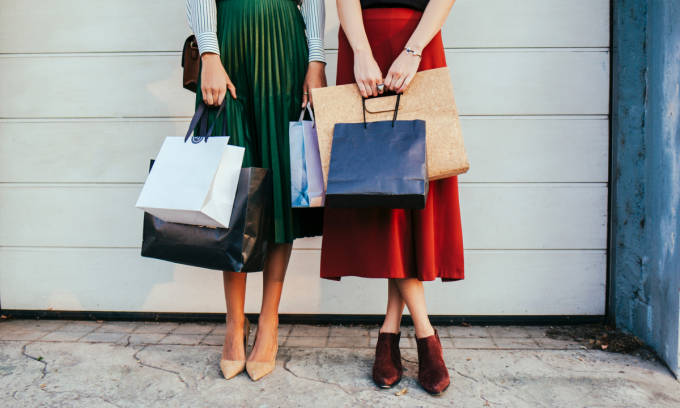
[372,331,403,388]
[416,330,450,395]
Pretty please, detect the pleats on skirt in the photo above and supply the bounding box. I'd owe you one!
[320,7,465,282]
[194,0,324,244]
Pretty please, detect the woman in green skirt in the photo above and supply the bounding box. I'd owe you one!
[186,0,326,381]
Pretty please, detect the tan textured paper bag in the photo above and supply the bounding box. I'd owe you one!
[311,67,469,186]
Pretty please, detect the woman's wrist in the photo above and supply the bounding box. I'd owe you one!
[403,46,423,58]
[353,46,373,58]
[201,52,220,62]
[404,42,424,55]
[307,61,326,71]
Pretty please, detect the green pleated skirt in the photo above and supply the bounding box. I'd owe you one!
[194,0,323,244]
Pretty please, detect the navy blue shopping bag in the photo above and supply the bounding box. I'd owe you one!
[326,93,428,209]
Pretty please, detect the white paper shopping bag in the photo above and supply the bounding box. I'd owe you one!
[289,104,325,207]
[135,136,245,228]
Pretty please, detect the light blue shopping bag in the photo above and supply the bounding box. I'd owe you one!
[289,104,325,207]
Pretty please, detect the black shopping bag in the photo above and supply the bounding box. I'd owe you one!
[326,94,428,209]
[141,161,272,272]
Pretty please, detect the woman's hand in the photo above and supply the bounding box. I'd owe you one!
[302,61,327,108]
[384,49,421,93]
[353,49,384,98]
[200,53,237,106]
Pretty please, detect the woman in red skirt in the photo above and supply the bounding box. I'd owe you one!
[321,0,461,395]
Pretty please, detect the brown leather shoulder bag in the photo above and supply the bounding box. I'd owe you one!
[182,35,200,93]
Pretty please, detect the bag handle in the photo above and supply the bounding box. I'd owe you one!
[297,102,316,125]
[362,92,401,129]
[184,100,228,143]
[205,101,227,139]
[184,101,206,142]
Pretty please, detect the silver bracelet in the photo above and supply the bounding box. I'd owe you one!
[404,47,422,58]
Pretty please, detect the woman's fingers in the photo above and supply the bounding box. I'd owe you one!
[218,84,229,105]
[383,72,393,92]
[225,75,237,100]
[302,61,327,108]
[358,75,387,98]
[203,87,214,105]
[356,81,368,98]
[367,78,378,97]
[302,83,309,108]
[392,71,407,92]
[376,76,386,94]
[385,71,394,91]
[398,72,415,94]
[202,84,232,106]
[212,89,221,106]
[226,83,237,100]
[200,54,234,106]
[394,75,407,93]
[385,71,397,91]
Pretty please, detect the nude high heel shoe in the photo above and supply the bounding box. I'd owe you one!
[245,330,278,381]
[219,319,250,380]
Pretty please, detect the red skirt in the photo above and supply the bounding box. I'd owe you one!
[320,8,464,282]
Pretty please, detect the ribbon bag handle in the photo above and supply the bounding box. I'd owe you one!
[184,101,206,143]
[297,102,316,126]
[362,93,401,129]
[184,100,228,143]
[204,100,228,140]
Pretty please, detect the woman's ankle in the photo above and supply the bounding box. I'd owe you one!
[414,322,435,339]
[379,322,401,334]
[226,315,246,331]
[257,315,279,332]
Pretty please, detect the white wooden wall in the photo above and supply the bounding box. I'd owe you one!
[0,0,610,315]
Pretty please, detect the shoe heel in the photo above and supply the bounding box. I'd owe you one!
[219,319,250,380]
[246,326,278,381]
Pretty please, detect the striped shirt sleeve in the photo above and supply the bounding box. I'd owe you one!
[300,0,326,63]
[185,0,220,56]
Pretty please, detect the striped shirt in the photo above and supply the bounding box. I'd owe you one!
[186,0,326,63]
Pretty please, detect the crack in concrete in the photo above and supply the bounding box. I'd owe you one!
[452,367,479,383]
[531,351,633,375]
[399,356,469,407]
[132,345,189,388]
[484,376,548,408]
[282,354,360,401]
[93,396,124,408]
[20,342,124,408]
[404,354,542,407]
[35,386,124,408]
[48,389,123,407]
[480,394,506,407]
[20,342,47,379]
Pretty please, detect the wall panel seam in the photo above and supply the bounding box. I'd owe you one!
[0,182,609,188]
[0,47,611,58]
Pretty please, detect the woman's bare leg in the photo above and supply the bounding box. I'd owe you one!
[393,278,435,338]
[380,279,406,333]
[222,271,248,361]
[248,242,293,362]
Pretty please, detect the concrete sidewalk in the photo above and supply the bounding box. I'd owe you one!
[1,319,678,407]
